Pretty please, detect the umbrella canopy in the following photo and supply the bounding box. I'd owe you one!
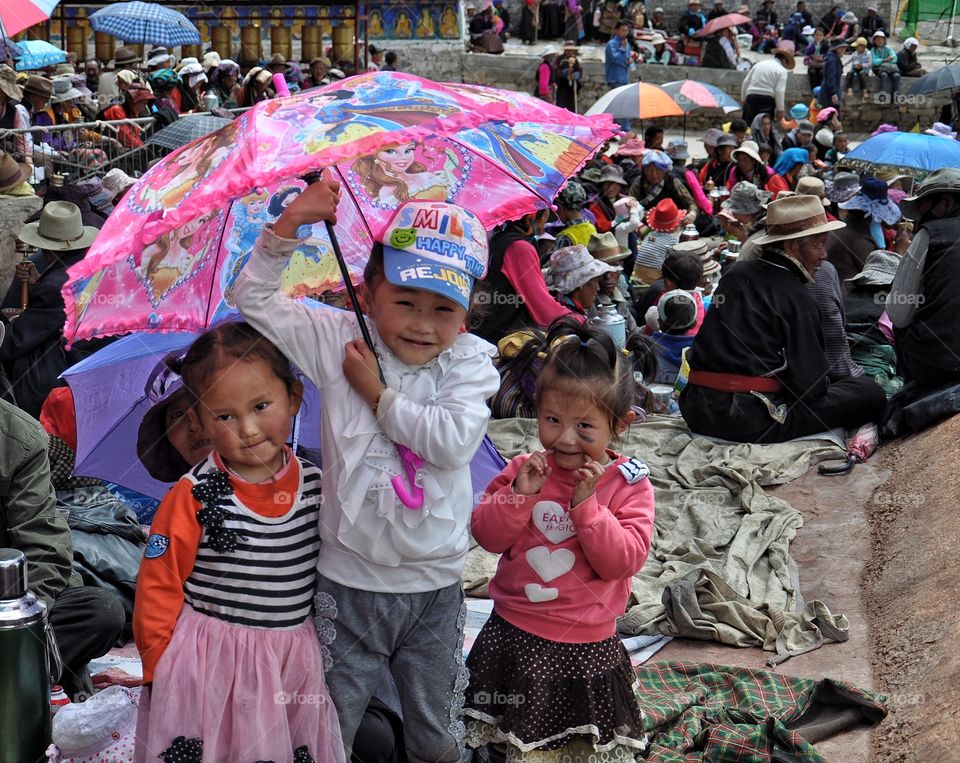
[90,1,201,47]
[585,81,685,121]
[906,65,960,96]
[146,114,234,151]
[695,12,751,37]
[839,131,960,179]
[14,39,67,71]
[661,80,741,114]
[0,0,60,37]
[62,326,506,499]
[1,38,22,60]
[63,71,616,344]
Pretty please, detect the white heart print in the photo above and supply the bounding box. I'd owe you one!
[532,500,577,544]
[525,583,559,603]
[526,546,575,582]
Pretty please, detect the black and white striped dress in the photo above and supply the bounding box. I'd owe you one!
[183,456,323,629]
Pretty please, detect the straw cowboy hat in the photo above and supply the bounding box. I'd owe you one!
[754,195,845,245]
[772,45,796,69]
[587,231,630,263]
[113,46,141,67]
[17,201,99,251]
[0,65,22,101]
[0,151,31,193]
[795,176,831,206]
[21,75,53,100]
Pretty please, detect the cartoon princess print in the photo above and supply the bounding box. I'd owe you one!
[133,213,217,306]
[352,141,460,208]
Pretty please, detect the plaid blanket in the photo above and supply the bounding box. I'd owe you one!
[636,662,886,762]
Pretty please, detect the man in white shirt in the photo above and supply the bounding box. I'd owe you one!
[741,47,794,125]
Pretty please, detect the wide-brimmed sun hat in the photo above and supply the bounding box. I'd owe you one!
[598,164,628,186]
[651,33,667,45]
[772,46,796,68]
[545,245,619,293]
[825,171,861,203]
[22,75,53,100]
[899,167,960,220]
[733,140,763,164]
[51,77,83,104]
[0,150,31,193]
[587,231,630,263]
[17,201,99,251]
[666,138,689,160]
[839,176,902,225]
[113,46,141,67]
[753,195,845,245]
[0,64,22,101]
[646,198,685,232]
[845,249,900,287]
[723,181,766,215]
[925,121,957,139]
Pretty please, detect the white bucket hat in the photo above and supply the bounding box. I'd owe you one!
[47,686,137,762]
[544,245,619,294]
[17,201,99,251]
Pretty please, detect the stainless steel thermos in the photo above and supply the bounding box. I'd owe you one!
[589,302,627,348]
[0,549,61,763]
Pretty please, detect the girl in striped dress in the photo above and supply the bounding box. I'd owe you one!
[133,323,344,763]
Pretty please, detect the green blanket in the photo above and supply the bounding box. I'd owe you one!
[636,661,886,762]
[469,417,849,664]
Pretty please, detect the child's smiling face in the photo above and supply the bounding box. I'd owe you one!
[365,279,466,366]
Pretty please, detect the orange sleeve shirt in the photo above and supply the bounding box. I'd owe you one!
[133,458,302,683]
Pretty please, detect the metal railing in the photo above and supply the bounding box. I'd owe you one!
[0,108,250,186]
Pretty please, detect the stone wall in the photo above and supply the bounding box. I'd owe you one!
[394,43,944,136]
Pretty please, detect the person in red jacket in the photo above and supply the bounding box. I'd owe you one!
[463,318,654,761]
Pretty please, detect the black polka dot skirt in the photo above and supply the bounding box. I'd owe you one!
[463,612,646,757]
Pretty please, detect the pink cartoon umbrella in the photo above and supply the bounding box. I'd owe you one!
[63,71,616,345]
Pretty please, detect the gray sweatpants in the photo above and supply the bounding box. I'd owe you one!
[315,576,467,763]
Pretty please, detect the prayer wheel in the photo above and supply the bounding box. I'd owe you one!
[210,26,231,57]
[270,23,292,61]
[240,25,262,64]
[302,24,322,62]
[94,32,113,63]
[66,25,86,63]
[181,44,202,60]
[331,22,354,65]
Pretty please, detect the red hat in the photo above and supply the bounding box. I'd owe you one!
[646,198,685,232]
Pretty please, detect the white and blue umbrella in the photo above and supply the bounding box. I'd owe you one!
[90,1,201,47]
[14,39,66,71]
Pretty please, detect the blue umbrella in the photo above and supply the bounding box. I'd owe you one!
[90,0,201,47]
[14,39,66,71]
[62,318,505,500]
[841,131,960,179]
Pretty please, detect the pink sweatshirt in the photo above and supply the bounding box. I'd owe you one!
[472,452,655,643]
[502,239,573,328]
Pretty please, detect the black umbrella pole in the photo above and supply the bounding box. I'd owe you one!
[302,171,385,385]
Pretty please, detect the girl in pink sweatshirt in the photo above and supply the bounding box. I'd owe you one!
[463,319,655,761]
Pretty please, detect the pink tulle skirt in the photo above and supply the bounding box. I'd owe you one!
[134,604,344,763]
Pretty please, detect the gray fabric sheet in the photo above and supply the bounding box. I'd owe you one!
[466,416,850,664]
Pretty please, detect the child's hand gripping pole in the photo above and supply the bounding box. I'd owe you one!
[301,171,426,509]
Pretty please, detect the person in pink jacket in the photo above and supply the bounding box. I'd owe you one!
[463,318,655,761]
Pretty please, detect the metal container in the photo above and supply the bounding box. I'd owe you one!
[0,549,59,763]
[589,302,626,348]
[679,223,699,242]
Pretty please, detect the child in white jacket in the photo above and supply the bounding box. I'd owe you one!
[234,180,500,762]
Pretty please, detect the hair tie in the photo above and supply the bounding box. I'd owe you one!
[580,339,591,349]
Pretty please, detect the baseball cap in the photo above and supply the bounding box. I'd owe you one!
[381,201,489,309]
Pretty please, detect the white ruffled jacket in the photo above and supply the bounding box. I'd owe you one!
[234,228,500,592]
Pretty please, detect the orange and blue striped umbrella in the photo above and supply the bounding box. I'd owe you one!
[585,81,685,120]
[661,80,742,114]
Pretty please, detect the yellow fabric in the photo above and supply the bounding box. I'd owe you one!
[2,181,36,197]
[559,220,596,247]
[497,330,539,359]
